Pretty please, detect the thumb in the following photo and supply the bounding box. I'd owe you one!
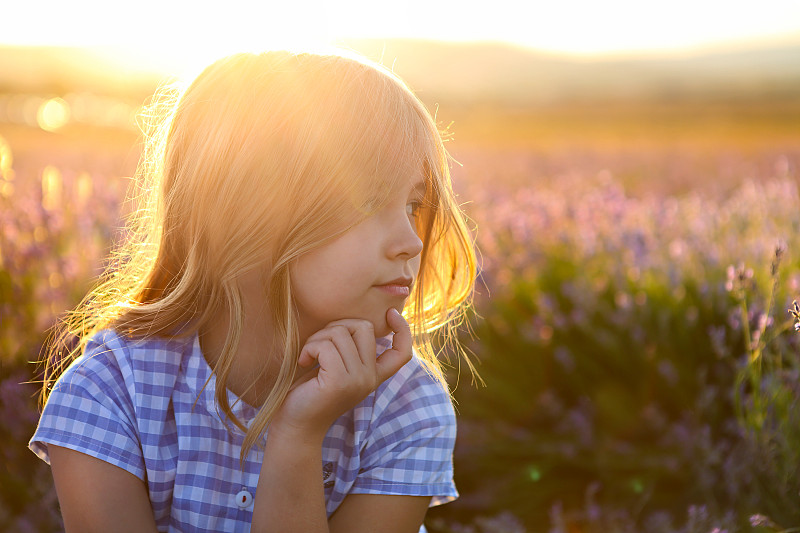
[375,308,413,383]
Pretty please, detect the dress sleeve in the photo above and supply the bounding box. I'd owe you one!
[29,332,146,480]
[351,357,458,506]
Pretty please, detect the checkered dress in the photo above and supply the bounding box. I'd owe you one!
[30,329,457,532]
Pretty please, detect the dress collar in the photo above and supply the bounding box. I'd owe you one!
[183,332,258,426]
[183,332,394,425]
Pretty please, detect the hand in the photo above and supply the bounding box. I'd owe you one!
[271,308,413,441]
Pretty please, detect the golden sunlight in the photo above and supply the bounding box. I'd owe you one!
[9,2,337,79]
[0,136,12,176]
[2,0,799,71]
[37,98,70,132]
[41,165,62,211]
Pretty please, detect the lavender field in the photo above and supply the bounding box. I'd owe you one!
[428,146,800,532]
[2,46,800,532]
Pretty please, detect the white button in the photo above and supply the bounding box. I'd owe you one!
[235,489,253,509]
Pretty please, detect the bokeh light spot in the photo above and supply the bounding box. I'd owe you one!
[1,181,14,197]
[37,98,71,132]
[527,465,541,482]
[76,172,93,205]
[41,165,62,210]
[0,135,13,175]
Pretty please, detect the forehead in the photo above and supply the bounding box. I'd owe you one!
[368,167,430,209]
[336,82,440,206]
[347,128,434,201]
[408,174,428,195]
[389,170,428,194]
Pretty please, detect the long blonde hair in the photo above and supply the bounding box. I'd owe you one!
[43,49,477,457]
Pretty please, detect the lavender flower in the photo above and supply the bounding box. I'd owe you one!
[789,301,800,332]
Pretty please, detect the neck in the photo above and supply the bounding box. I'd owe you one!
[198,285,283,408]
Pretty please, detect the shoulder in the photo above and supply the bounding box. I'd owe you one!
[371,346,456,434]
[376,344,454,406]
[31,329,190,478]
[32,329,195,474]
[42,328,193,444]
[57,329,190,393]
[344,344,459,505]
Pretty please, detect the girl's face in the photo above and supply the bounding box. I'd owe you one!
[290,174,427,340]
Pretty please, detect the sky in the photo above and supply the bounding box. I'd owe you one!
[3,0,800,76]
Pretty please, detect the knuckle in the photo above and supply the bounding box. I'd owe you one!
[300,341,316,354]
[321,339,337,352]
[331,325,351,340]
[312,337,329,350]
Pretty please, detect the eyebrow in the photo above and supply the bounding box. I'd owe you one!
[410,180,427,196]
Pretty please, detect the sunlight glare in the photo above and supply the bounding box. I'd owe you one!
[89,3,339,80]
[0,136,13,177]
[37,98,71,132]
[1,0,799,66]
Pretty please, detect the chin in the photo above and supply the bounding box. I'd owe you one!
[373,321,393,339]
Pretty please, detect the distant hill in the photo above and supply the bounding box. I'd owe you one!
[0,46,163,101]
[341,39,800,105]
[1,39,799,106]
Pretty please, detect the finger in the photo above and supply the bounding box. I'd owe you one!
[298,339,346,376]
[297,332,344,367]
[319,325,360,374]
[297,340,319,368]
[325,319,376,369]
[375,308,413,383]
[387,308,412,356]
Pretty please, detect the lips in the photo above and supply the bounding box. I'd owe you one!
[375,277,413,297]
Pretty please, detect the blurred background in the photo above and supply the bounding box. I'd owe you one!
[2,1,800,532]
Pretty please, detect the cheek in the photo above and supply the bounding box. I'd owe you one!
[289,257,326,311]
[290,252,364,313]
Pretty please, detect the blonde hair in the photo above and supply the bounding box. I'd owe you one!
[43,49,477,458]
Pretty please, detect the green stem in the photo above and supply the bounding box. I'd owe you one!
[739,297,764,430]
[740,298,752,356]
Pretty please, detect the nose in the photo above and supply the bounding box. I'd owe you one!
[388,211,424,260]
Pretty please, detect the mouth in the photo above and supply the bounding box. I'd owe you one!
[374,277,413,298]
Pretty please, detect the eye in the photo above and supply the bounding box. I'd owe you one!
[406,200,422,218]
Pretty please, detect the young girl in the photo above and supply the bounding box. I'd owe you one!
[29,49,476,532]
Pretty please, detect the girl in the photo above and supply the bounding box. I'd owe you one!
[29,49,476,532]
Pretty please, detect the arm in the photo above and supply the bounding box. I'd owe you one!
[252,425,431,533]
[251,309,421,533]
[328,495,431,532]
[49,445,159,533]
[32,334,159,532]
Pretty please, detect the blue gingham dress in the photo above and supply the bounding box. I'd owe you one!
[30,329,457,532]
